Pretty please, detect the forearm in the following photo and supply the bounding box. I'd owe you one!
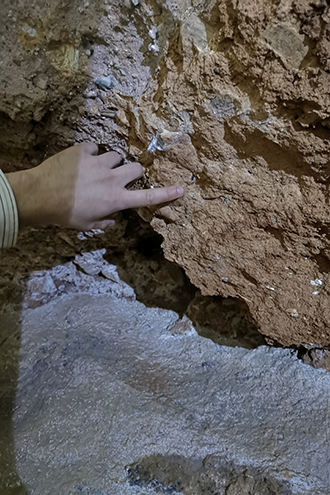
[5,168,46,228]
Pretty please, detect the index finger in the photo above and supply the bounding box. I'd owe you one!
[119,186,185,210]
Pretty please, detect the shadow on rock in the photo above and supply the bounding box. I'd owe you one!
[0,284,27,495]
[127,453,293,495]
[186,293,267,349]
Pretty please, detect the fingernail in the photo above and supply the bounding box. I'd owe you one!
[176,186,185,195]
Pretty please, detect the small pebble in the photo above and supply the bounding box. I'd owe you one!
[149,26,158,39]
[147,135,166,153]
[95,75,116,91]
[85,90,98,99]
[101,110,117,118]
[286,308,299,318]
[148,42,159,54]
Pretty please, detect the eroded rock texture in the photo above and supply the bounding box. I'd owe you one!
[1,0,330,345]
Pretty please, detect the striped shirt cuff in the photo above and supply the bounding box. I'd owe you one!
[0,170,19,248]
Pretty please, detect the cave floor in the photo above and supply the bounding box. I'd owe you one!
[0,262,329,495]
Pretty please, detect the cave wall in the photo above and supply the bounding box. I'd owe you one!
[1,0,330,346]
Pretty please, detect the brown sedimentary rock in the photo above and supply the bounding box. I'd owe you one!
[143,0,330,346]
[1,0,330,346]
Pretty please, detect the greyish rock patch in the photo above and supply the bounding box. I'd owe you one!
[0,269,329,494]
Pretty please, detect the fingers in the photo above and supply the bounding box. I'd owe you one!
[119,185,185,210]
[91,219,116,230]
[112,162,144,187]
[97,151,123,169]
[79,143,99,156]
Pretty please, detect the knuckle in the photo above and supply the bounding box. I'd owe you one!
[82,142,98,155]
[136,163,143,176]
[84,222,94,231]
[109,151,122,165]
[79,143,89,153]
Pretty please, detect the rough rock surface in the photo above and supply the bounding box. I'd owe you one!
[2,0,330,345]
[0,272,330,495]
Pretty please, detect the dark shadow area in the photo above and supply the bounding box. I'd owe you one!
[103,211,197,316]
[0,263,27,495]
[296,344,330,372]
[127,453,293,495]
[186,293,267,349]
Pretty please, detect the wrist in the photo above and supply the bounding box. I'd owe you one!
[5,168,42,227]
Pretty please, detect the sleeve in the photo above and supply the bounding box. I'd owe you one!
[0,170,19,248]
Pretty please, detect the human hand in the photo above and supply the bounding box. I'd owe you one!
[6,143,185,231]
